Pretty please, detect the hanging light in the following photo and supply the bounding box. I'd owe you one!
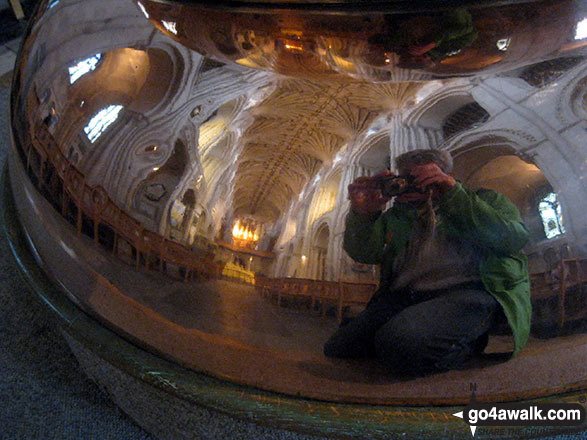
[231,217,262,249]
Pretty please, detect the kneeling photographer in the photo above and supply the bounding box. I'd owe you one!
[324,149,531,374]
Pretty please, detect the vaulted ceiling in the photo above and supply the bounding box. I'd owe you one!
[232,78,422,221]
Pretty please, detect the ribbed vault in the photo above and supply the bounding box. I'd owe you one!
[233,79,421,222]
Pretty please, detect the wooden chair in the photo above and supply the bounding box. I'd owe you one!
[160,239,194,281]
[62,165,85,233]
[79,185,109,243]
[337,279,378,324]
[95,198,120,249]
[311,280,340,318]
[277,278,313,310]
[114,212,144,268]
[257,276,281,301]
[141,230,164,270]
[28,136,47,187]
[559,258,587,327]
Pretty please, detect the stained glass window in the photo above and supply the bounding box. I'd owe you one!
[442,102,490,139]
[84,105,124,143]
[69,54,102,84]
[538,192,565,239]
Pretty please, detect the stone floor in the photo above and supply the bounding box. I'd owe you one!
[0,1,33,84]
[0,37,19,85]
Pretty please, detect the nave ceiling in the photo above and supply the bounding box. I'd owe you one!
[24,0,587,251]
[232,79,422,222]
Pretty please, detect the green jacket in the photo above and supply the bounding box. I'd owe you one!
[344,182,531,356]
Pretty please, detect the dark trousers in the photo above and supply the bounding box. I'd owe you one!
[323,283,500,374]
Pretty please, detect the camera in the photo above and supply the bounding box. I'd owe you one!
[376,174,422,197]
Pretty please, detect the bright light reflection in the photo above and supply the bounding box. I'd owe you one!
[162,20,178,35]
[84,105,124,143]
[538,192,565,239]
[575,18,587,40]
[496,38,511,51]
[68,54,101,84]
[137,1,149,18]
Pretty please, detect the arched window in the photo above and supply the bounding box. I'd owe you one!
[84,105,123,143]
[538,192,565,239]
[68,53,102,84]
[519,56,584,88]
[442,102,489,139]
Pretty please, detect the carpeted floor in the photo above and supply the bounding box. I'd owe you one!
[0,87,158,438]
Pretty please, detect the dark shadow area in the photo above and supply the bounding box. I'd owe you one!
[0,0,37,45]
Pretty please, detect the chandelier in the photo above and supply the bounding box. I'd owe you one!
[231,218,262,250]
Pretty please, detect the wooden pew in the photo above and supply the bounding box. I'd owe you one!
[337,279,378,324]
[277,278,314,310]
[159,238,194,281]
[311,280,339,317]
[255,276,281,301]
[114,212,144,268]
[559,258,587,327]
[79,185,110,244]
[62,165,85,233]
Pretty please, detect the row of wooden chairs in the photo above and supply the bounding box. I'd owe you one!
[529,254,587,329]
[256,276,378,323]
[559,258,587,327]
[23,122,220,282]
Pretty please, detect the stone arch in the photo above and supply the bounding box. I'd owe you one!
[347,131,390,170]
[276,242,295,278]
[151,139,190,236]
[169,188,196,242]
[198,96,248,156]
[188,208,209,247]
[570,76,587,120]
[195,209,208,235]
[356,133,391,173]
[449,140,569,253]
[518,56,585,89]
[307,169,342,228]
[202,131,236,190]
[131,139,193,231]
[310,223,330,280]
[451,139,520,185]
[128,47,179,114]
[450,137,543,208]
[417,93,489,141]
[562,73,587,122]
[168,139,190,175]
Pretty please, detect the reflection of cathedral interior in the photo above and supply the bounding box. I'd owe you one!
[15,0,587,339]
[8,0,587,406]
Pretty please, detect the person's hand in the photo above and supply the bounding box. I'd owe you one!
[348,171,392,216]
[410,163,456,198]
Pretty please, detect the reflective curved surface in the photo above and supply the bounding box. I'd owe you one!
[7,0,587,404]
[142,0,586,81]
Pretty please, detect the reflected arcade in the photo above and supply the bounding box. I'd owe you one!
[6,0,587,410]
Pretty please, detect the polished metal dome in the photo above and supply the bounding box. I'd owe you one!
[6,0,587,428]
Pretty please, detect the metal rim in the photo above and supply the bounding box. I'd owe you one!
[141,0,547,14]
